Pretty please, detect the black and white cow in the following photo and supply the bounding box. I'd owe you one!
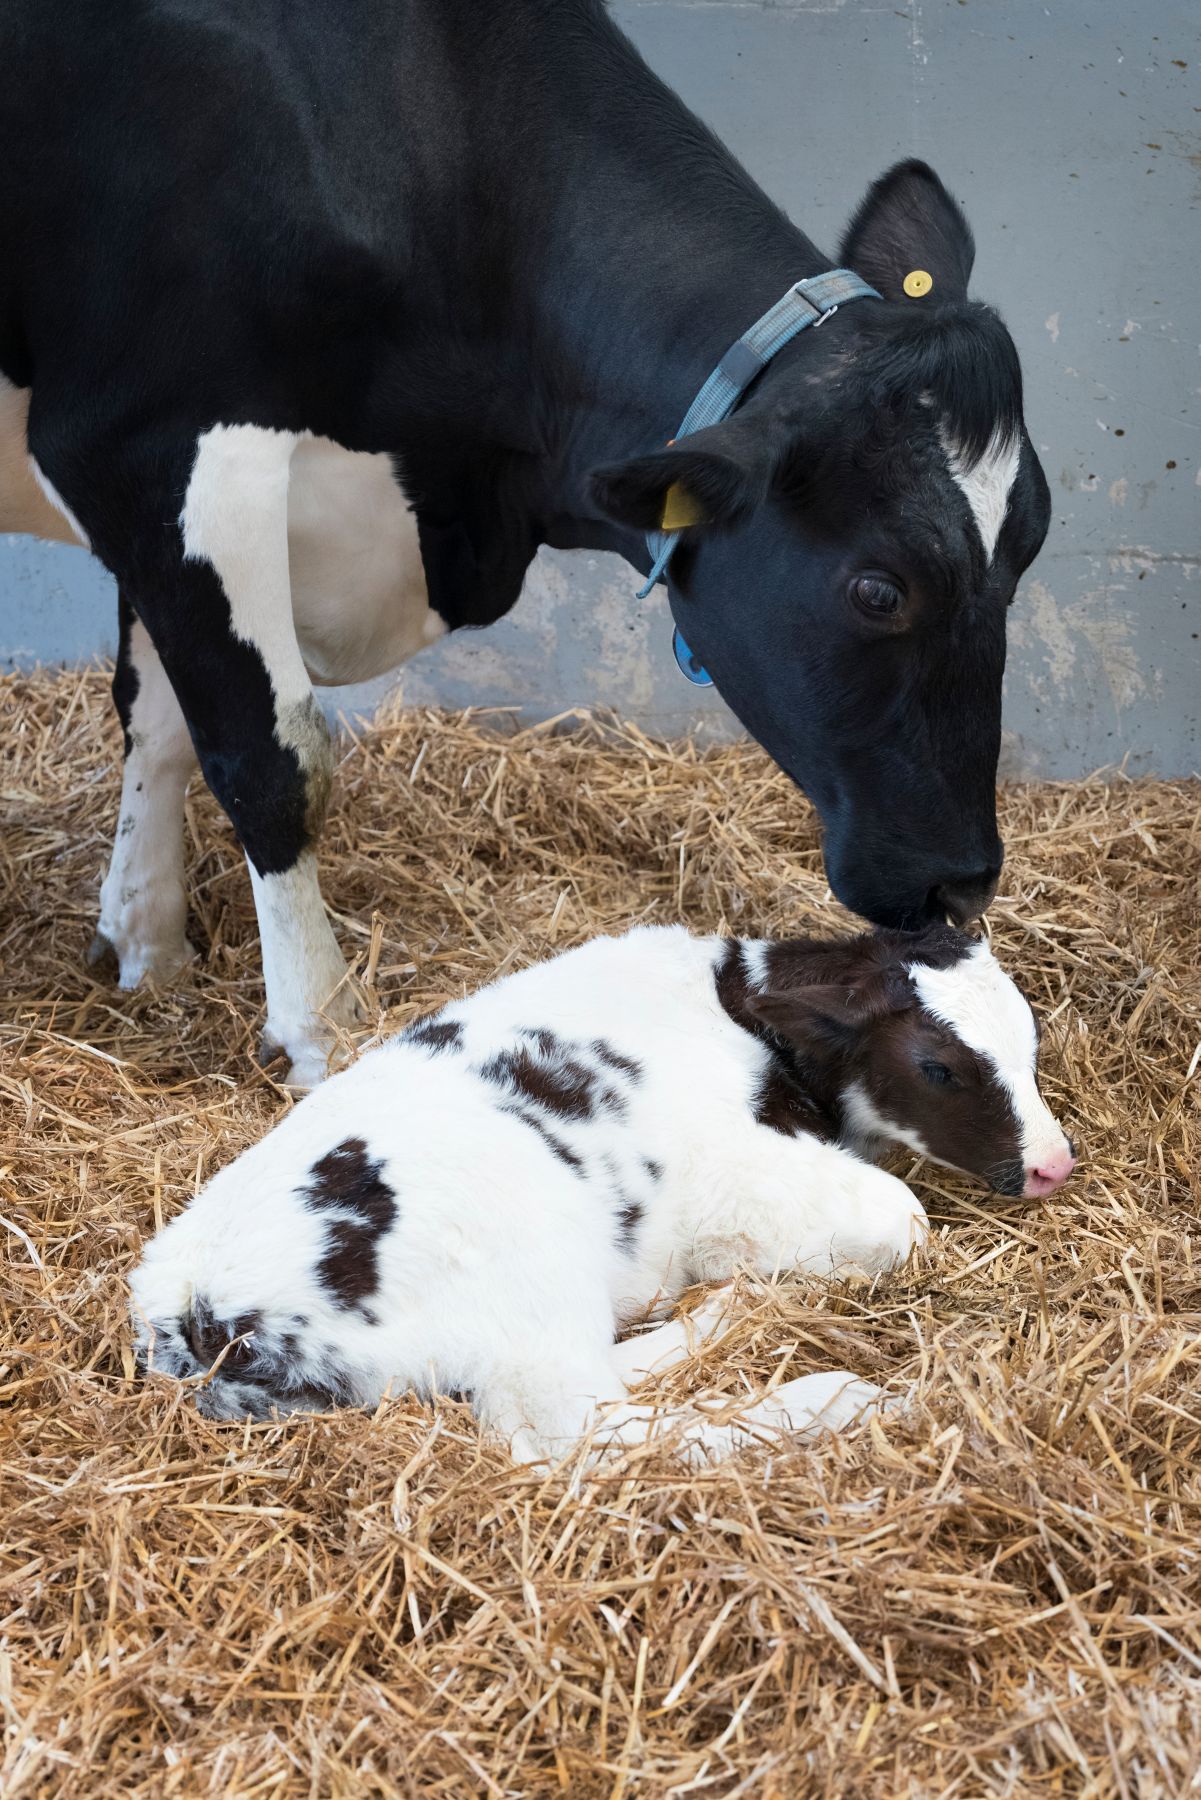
[0,0,1052,1085]
[131,921,1075,1462]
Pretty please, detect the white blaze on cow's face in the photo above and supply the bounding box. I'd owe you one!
[939,424,1022,565]
[909,942,1075,1198]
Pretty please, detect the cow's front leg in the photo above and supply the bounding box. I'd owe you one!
[169,424,360,1087]
[90,593,198,987]
[46,419,359,1087]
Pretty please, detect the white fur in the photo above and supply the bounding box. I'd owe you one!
[131,925,925,1464]
[180,425,311,714]
[92,618,197,986]
[739,939,771,991]
[28,456,91,550]
[939,426,1021,563]
[909,941,1070,1171]
[841,1080,931,1161]
[249,853,359,1091]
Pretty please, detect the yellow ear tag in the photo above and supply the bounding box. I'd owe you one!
[903,268,933,298]
[661,482,706,531]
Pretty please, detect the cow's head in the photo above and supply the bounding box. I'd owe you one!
[591,162,1051,929]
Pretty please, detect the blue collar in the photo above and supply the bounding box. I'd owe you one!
[637,267,880,685]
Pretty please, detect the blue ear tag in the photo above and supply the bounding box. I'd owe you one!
[672,626,713,686]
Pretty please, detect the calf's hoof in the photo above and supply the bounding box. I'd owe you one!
[748,1371,895,1437]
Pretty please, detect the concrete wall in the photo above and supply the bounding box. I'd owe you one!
[2,0,1197,776]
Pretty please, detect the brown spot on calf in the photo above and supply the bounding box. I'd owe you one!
[304,1137,398,1311]
[404,1016,464,1053]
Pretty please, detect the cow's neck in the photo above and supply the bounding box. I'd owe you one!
[529,185,828,564]
[402,0,838,620]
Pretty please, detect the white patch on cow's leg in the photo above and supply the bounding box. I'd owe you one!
[939,425,1021,563]
[248,852,357,1091]
[179,423,358,1087]
[93,616,197,987]
[180,425,311,716]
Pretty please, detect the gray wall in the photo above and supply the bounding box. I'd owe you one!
[3,0,1198,776]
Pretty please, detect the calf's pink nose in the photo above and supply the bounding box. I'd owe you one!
[1023,1145,1076,1198]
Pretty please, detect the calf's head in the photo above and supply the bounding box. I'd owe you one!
[128,1136,389,1420]
[748,925,1075,1198]
[592,162,1052,929]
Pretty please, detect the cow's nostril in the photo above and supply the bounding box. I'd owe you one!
[934,868,1002,927]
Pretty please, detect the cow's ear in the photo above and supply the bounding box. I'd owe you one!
[589,417,782,534]
[747,969,915,1047]
[840,159,975,304]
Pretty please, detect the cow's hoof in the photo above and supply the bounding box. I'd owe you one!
[86,930,119,977]
[88,927,197,990]
[283,1048,333,1094]
[258,979,365,1092]
[257,1028,348,1094]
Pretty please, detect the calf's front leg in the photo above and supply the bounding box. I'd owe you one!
[685,1129,928,1286]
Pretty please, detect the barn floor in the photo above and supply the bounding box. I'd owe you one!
[1,667,1199,1798]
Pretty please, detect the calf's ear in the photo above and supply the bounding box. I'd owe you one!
[589,416,784,534]
[840,158,975,304]
[748,969,914,1046]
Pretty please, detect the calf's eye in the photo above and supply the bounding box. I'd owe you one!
[850,574,904,617]
[920,1061,954,1086]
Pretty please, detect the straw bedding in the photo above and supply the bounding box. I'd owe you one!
[1,665,1199,1797]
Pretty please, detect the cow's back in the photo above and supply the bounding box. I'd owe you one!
[0,0,438,414]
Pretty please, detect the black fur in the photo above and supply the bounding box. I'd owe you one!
[404,1017,464,1054]
[304,1138,398,1312]
[502,1105,585,1174]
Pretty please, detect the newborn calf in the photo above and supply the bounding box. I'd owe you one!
[131,922,1073,1461]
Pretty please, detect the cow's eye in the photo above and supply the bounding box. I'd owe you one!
[920,1061,955,1086]
[850,573,904,616]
